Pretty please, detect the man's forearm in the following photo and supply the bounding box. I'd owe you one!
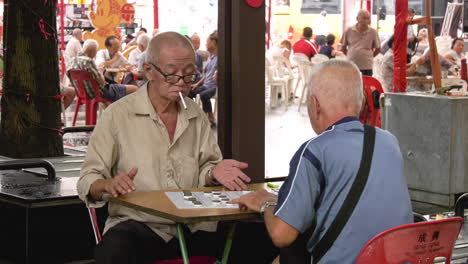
[263,207,299,248]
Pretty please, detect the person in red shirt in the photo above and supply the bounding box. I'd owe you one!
[292,27,318,60]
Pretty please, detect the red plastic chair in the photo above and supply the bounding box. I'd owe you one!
[356,217,464,264]
[360,76,384,128]
[68,69,110,126]
[87,208,217,264]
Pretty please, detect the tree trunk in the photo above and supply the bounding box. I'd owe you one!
[0,0,64,158]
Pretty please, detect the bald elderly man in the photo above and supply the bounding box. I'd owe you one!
[77,32,278,264]
[233,60,412,263]
[64,28,82,67]
[341,10,381,76]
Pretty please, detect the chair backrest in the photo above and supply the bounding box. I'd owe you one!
[293,53,310,65]
[360,76,384,128]
[265,58,278,83]
[68,69,103,100]
[356,217,463,264]
[311,54,329,64]
[122,45,137,59]
[273,56,294,79]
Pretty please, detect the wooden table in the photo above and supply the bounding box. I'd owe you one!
[104,67,128,73]
[110,183,275,264]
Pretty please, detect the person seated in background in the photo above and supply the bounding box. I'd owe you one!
[414,28,429,56]
[233,60,412,264]
[67,39,137,103]
[409,47,457,77]
[380,36,418,92]
[128,34,150,65]
[190,33,203,83]
[406,47,456,91]
[318,34,343,59]
[77,32,278,264]
[189,31,219,128]
[292,27,318,60]
[123,34,151,84]
[96,36,133,82]
[266,40,292,64]
[444,37,465,67]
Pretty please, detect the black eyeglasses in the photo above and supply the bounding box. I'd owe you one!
[148,62,199,84]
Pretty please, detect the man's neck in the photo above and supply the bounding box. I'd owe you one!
[108,49,116,58]
[356,23,368,32]
[209,49,217,56]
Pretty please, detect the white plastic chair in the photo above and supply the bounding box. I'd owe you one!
[265,58,288,109]
[296,60,314,112]
[311,54,329,64]
[272,56,296,109]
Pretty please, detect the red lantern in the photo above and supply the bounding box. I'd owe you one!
[245,0,264,8]
[121,3,135,23]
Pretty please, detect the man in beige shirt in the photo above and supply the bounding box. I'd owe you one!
[341,9,381,76]
[77,32,277,264]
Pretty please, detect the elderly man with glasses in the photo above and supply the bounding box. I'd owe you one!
[77,31,278,264]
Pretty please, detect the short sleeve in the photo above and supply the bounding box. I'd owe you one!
[274,148,322,233]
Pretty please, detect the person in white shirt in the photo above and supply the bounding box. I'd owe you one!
[313,10,329,48]
[128,34,150,65]
[64,28,83,67]
[95,36,132,82]
[444,38,465,67]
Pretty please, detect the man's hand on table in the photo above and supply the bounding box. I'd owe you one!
[212,159,251,190]
[104,168,138,198]
[232,189,277,211]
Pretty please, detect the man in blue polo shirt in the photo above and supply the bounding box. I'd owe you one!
[233,60,412,263]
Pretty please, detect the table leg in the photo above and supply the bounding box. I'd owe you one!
[177,224,190,264]
[220,223,237,264]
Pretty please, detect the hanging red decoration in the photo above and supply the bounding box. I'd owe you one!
[121,3,135,23]
[288,25,294,40]
[245,0,263,8]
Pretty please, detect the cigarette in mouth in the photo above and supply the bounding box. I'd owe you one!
[179,92,187,110]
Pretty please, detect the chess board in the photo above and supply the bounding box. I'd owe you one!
[165,190,252,209]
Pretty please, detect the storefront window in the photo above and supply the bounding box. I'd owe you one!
[301,0,341,14]
[373,0,423,16]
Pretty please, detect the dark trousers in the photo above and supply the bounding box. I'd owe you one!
[360,69,373,77]
[95,220,278,264]
[188,86,216,113]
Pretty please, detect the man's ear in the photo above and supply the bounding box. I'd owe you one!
[311,95,321,118]
[143,62,155,81]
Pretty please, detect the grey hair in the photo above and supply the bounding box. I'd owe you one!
[146,31,195,63]
[136,34,151,49]
[307,60,363,113]
[82,39,99,53]
[72,28,82,37]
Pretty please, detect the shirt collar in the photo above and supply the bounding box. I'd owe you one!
[131,82,198,120]
[352,24,370,33]
[326,116,359,131]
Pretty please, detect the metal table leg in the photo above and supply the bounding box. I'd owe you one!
[177,224,190,264]
[220,223,237,264]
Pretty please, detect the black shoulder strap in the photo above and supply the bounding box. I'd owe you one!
[311,125,376,263]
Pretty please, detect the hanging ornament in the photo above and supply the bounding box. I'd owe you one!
[245,0,263,8]
[121,3,135,23]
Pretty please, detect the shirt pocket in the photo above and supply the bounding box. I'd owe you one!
[175,153,199,188]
